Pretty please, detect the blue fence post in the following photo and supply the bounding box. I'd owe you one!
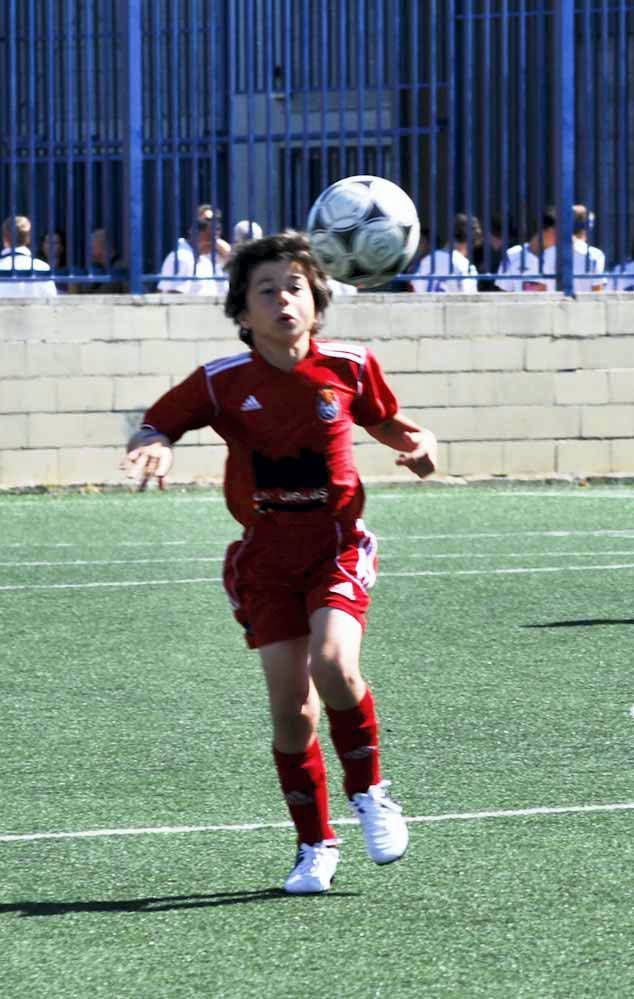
[122,0,144,294]
[555,0,575,296]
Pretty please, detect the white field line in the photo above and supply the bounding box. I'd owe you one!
[4,561,634,592]
[4,548,634,569]
[0,556,225,568]
[3,800,634,844]
[3,529,634,551]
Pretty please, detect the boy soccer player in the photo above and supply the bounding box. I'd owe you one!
[123,232,437,894]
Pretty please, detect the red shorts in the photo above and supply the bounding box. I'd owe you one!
[223,515,377,649]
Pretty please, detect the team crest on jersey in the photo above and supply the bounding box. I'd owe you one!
[316,387,340,422]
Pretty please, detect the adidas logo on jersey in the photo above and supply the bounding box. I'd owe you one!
[240,395,263,411]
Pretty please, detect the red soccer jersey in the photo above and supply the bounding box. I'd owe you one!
[142,339,398,527]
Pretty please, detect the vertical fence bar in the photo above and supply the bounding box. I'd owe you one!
[226,0,237,230]
[598,1,610,277]
[481,0,491,278]
[615,0,628,271]
[428,0,437,257]
[500,0,509,256]
[64,0,75,275]
[462,0,473,269]
[123,0,144,293]
[152,0,164,276]
[282,0,292,226]
[357,0,365,175]
[518,0,527,263]
[208,0,221,239]
[582,0,594,250]
[338,0,347,180]
[27,0,37,262]
[409,0,419,205]
[264,0,274,233]
[169,0,181,259]
[7,0,17,259]
[319,0,328,192]
[391,0,401,186]
[555,0,574,295]
[301,0,310,216]
[84,0,95,286]
[46,0,56,275]
[446,0,455,255]
[245,0,256,229]
[190,0,201,234]
[375,0,385,178]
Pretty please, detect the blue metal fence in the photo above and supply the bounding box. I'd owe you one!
[0,0,633,294]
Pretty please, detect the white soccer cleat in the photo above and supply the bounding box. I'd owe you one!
[284,841,340,894]
[349,780,409,864]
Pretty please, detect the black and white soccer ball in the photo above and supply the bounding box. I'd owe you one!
[306,175,420,288]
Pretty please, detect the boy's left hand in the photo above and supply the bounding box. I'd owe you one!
[395,429,438,479]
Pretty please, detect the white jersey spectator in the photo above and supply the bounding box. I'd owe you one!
[573,238,606,292]
[410,248,479,293]
[0,215,58,298]
[572,204,606,291]
[410,214,482,293]
[496,242,601,292]
[496,243,557,292]
[157,237,229,296]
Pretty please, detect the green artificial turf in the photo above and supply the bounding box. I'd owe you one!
[2,483,634,997]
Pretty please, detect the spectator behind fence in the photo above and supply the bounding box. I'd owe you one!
[474,212,507,291]
[79,228,128,293]
[610,239,634,290]
[0,215,57,297]
[158,204,230,296]
[496,208,558,291]
[409,213,482,293]
[496,207,603,293]
[39,229,73,293]
[573,204,606,291]
[233,219,263,244]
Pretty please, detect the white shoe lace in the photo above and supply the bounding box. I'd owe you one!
[295,840,339,875]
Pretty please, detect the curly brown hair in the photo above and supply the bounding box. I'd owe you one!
[224,230,332,345]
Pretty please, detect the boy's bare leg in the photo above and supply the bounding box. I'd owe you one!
[308,607,365,709]
[260,637,336,847]
[310,607,408,863]
[309,608,380,794]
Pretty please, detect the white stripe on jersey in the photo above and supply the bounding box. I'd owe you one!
[203,352,253,413]
[204,352,253,377]
[316,342,367,365]
[316,342,368,396]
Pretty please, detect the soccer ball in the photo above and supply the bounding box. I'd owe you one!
[306,175,420,288]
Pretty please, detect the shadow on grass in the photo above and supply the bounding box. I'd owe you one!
[523,618,634,629]
[0,888,359,917]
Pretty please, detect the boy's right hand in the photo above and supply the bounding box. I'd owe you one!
[121,442,173,491]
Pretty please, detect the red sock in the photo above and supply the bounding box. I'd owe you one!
[326,687,382,798]
[272,738,336,845]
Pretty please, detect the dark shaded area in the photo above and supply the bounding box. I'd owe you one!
[0,887,359,918]
[523,619,634,629]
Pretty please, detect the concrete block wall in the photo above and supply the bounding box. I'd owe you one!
[1,292,634,487]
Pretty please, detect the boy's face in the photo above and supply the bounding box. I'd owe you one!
[239,259,317,348]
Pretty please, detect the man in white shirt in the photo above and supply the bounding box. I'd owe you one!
[158,205,231,296]
[0,215,58,297]
[497,207,603,293]
[410,213,482,293]
[572,204,606,292]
